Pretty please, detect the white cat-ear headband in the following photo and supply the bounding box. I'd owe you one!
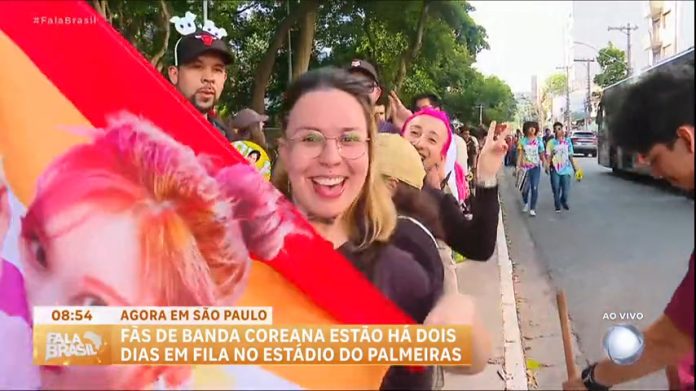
[169,11,228,40]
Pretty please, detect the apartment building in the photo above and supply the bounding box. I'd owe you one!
[643,0,695,66]
[570,1,649,92]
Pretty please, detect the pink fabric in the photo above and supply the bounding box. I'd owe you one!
[0,259,39,389]
[678,354,694,391]
[0,259,30,325]
[454,163,468,202]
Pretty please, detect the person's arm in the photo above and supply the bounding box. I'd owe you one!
[565,256,694,390]
[425,293,492,375]
[592,315,692,386]
[423,184,498,261]
[568,143,580,172]
[539,140,547,169]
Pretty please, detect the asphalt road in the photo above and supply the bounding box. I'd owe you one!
[505,156,694,390]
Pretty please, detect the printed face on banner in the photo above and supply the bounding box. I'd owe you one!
[232,141,272,181]
[1,114,307,389]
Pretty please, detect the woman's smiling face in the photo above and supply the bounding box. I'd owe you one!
[403,115,449,171]
[280,88,370,220]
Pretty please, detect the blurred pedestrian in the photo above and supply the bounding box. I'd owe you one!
[543,127,554,145]
[461,126,479,175]
[412,92,441,111]
[347,59,399,134]
[228,108,269,150]
[516,121,545,217]
[545,125,582,212]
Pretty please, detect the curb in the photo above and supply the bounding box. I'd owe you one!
[497,204,528,390]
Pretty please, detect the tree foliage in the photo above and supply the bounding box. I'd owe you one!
[90,0,515,125]
[593,42,628,87]
[543,73,567,96]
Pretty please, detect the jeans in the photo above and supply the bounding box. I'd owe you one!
[550,170,571,209]
[522,165,541,210]
[506,149,518,166]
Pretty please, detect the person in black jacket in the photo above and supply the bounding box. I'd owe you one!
[375,133,446,298]
[402,114,507,261]
[167,20,235,141]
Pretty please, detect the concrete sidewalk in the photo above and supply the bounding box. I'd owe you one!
[443,190,527,390]
[498,166,584,390]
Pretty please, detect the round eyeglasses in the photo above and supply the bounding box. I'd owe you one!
[287,132,370,160]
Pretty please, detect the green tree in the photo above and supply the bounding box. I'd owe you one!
[543,73,567,96]
[514,93,537,125]
[90,0,515,127]
[593,42,628,87]
[535,72,567,124]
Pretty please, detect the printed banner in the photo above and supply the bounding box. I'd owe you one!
[31,307,471,367]
[0,1,414,389]
[232,141,272,181]
[34,324,471,366]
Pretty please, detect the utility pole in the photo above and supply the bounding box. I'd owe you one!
[608,23,639,76]
[287,0,293,84]
[574,58,595,130]
[556,65,572,130]
[203,0,208,21]
[475,104,484,125]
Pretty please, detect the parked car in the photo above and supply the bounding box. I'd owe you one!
[570,131,597,157]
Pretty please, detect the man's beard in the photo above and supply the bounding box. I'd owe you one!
[188,94,216,113]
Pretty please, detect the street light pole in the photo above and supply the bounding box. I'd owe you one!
[574,58,595,130]
[203,0,208,21]
[608,23,639,76]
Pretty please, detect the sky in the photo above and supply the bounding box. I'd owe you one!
[469,1,573,94]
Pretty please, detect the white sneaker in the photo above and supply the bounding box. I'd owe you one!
[522,204,530,213]
[529,210,536,217]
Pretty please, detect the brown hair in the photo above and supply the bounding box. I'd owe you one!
[273,68,396,249]
[390,181,445,240]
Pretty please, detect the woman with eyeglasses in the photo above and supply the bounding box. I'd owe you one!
[273,68,492,389]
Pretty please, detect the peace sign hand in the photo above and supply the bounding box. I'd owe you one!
[476,121,511,182]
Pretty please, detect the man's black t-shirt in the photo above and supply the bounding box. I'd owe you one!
[208,114,236,142]
[338,242,437,390]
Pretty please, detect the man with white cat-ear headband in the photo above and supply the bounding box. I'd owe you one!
[167,12,233,140]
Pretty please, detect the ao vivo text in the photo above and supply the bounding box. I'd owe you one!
[602,312,644,321]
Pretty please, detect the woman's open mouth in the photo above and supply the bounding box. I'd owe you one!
[311,176,346,199]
